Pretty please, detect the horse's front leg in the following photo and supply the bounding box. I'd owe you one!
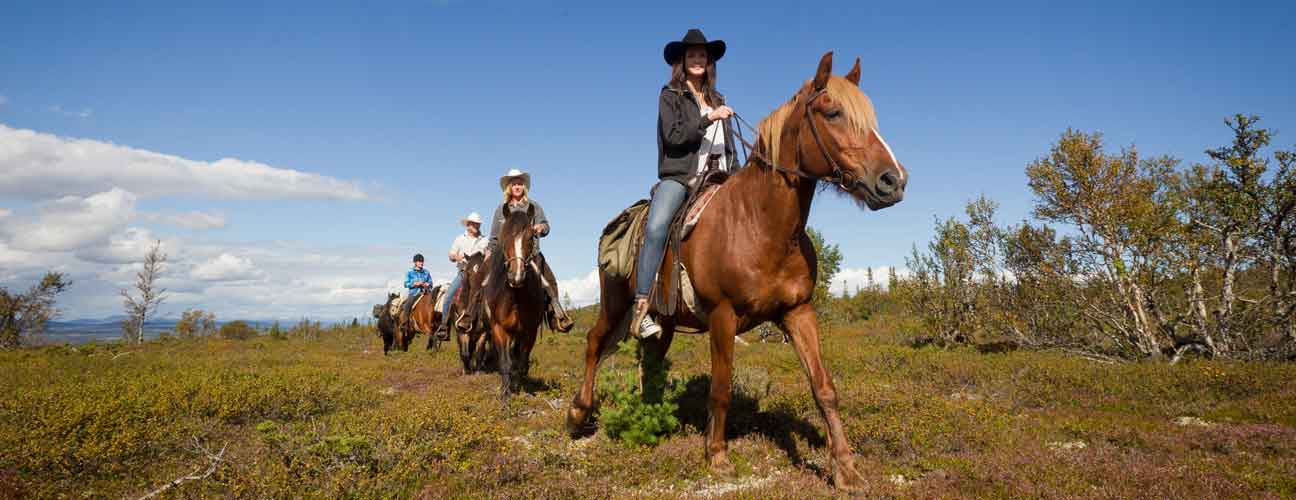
[780,303,865,491]
[492,323,513,399]
[704,302,738,477]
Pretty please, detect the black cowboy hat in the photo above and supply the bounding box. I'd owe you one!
[663,28,726,65]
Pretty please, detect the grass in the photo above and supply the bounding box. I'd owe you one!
[2,314,1294,499]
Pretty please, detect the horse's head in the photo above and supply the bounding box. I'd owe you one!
[499,205,537,289]
[763,52,907,210]
[372,304,383,319]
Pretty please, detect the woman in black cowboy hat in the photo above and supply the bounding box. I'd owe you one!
[632,28,740,338]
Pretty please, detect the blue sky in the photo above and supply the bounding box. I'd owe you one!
[1,1,1293,320]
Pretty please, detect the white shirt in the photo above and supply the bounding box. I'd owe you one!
[697,105,727,174]
[449,231,488,270]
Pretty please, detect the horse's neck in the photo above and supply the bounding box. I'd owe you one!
[729,159,816,243]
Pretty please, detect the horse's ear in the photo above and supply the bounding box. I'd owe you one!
[845,57,861,86]
[813,51,833,90]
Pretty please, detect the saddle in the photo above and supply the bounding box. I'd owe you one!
[651,169,728,323]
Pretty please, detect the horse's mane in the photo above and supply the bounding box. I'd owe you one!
[755,77,878,164]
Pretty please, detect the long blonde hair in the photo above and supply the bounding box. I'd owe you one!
[502,182,530,205]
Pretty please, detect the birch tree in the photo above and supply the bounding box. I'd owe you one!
[120,240,168,344]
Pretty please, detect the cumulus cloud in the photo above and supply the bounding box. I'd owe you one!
[0,124,368,201]
[191,253,265,282]
[0,187,136,252]
[558,268,600,306]
[142,211,227,230]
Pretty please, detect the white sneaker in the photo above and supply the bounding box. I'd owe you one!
[637,314,662,338]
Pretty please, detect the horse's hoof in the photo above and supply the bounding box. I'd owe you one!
[830,454,867,491]
[566,406,592,437]
[708,454,736,478]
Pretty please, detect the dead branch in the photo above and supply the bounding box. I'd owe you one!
[137,440,226,500]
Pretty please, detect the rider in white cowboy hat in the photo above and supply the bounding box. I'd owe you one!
[486,168,575,332]
[435,211,489,338]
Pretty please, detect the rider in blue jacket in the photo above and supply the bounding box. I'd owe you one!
[402,253,433,322]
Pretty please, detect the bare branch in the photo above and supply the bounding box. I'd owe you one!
[136,441,226,500]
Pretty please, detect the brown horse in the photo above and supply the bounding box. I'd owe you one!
[451,252,496,373]
[399,284,443,352]
[482,206,548,398]
[566,52,907,490]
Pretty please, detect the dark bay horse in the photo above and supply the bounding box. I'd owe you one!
[566,52,908,490]
[375,293,400,355]
[482,206,547,398]
[452,252,496,373]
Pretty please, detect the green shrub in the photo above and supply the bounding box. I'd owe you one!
[219,320,258,340]
[596,341,683,447]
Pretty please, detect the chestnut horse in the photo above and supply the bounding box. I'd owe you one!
[566,52,907,490]
[399,284,443,352]
[451,252,496,373]
[482,206,547,397]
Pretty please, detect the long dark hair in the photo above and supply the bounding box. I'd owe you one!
[669,55,722,107]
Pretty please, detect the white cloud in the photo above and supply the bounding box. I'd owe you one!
[48,105,92,119]
[0,208,9,217]
[0,188,136,252]
[191,253,265,282]
[831,266,907,296]
[74,227,165,264]
[142,211,226,230]
[0,124,368,201]
[558,268,601,306]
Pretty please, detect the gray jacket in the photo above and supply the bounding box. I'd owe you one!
[489,199,549,249]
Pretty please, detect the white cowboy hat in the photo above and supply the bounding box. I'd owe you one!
[499,168,531,191]
[461,212,483,225]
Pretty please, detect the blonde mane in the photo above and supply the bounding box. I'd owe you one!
[755,77,879,164]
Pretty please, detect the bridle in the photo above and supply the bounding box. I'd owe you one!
[733,87,865,192]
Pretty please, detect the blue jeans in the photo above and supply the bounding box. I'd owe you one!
[442,272,462,315]
[635,179,688,298]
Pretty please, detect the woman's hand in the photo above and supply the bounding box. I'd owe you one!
[707,105,734,122]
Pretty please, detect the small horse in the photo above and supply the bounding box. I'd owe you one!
[481,206,547,398]
[375,293,400,355]
[451,252,496,373]
[566,52,907,490]
[399,284,443,352]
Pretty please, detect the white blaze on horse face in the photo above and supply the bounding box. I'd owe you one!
[873,127,904,182]
[512,235,525,283]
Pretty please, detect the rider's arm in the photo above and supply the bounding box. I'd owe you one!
[659,88,710,148]
[487,205,504,250]
[531,201,550,237]
[448,235,462,263]
[404,270,417,289]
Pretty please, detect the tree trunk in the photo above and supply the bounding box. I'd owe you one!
[1190,264,1218,355]
[1217,232,1238,350]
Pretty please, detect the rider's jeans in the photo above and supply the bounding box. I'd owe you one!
[442,272,462,315]
[635,179,688,298]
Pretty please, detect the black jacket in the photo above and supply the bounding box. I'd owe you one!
[657,86,738,185]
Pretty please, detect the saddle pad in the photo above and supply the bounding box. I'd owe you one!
[680,183,724,241]
[431,286,449,315]
[678,263,708,329]
[388,295,405,318]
